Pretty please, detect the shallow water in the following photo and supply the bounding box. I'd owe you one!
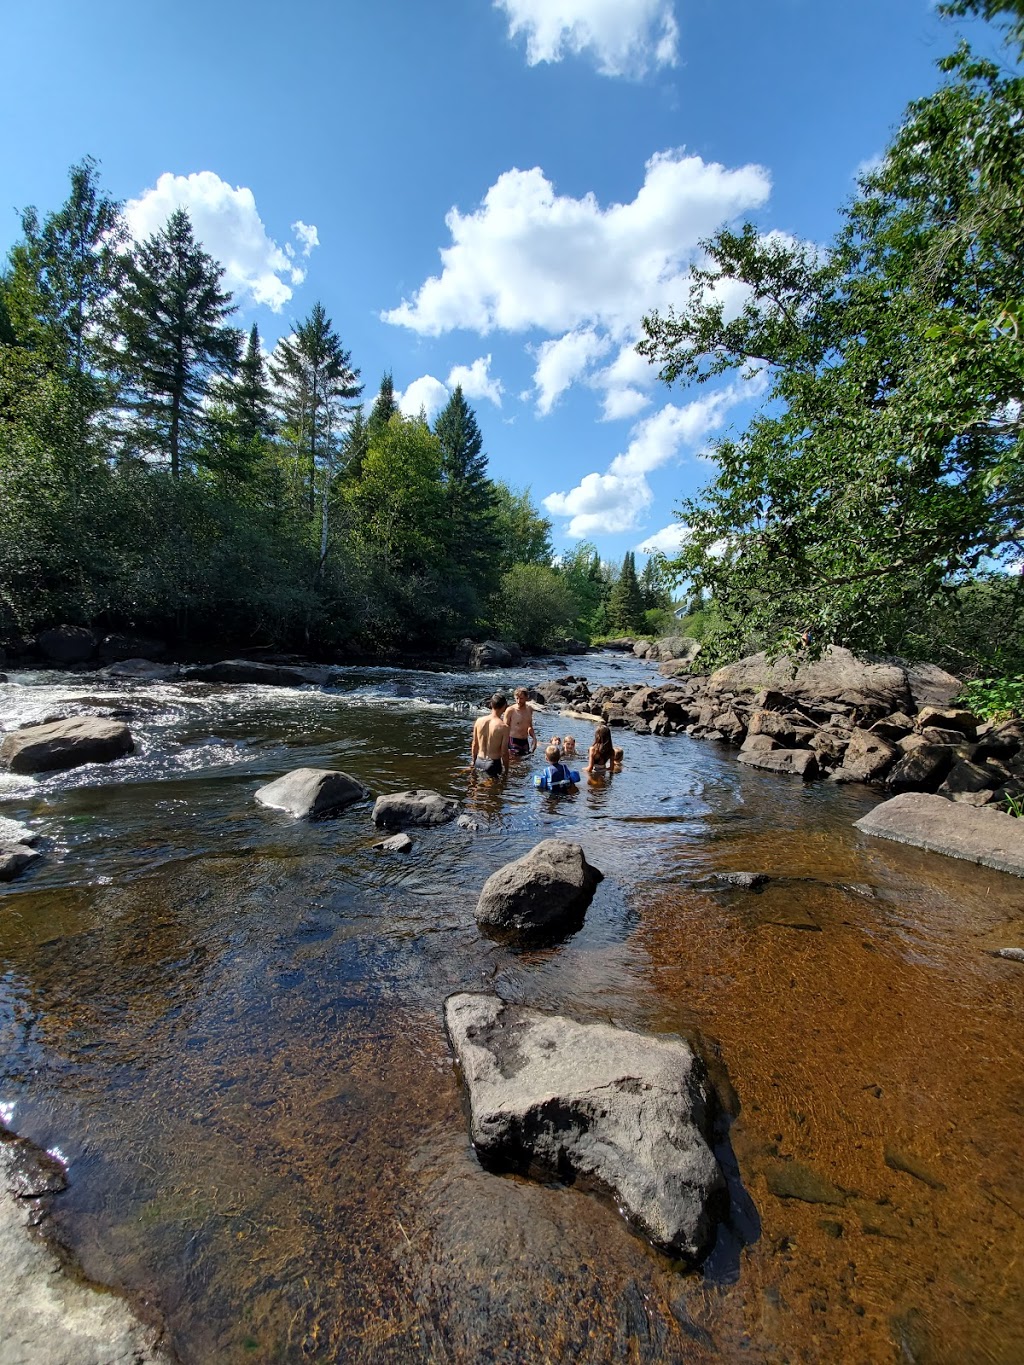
[0,654,1022,1363]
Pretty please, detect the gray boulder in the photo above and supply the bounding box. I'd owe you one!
[372,789,460,829]
[737,747,819,779]
[101,658,180,681]
[373,832,413,853]
[855,793,1024,876]
[904,661,963,711]
[833,727,897,783]
[469,641,513,670]
[651,635,702,664]
[255,767,369,819]
[708,646,914,715]
[0,718,134,774]
[476,839,602,938]
[886,744,954,794]
[0,844,41,882]
[443,992,725,1262]
[179,659,314,686]
[36,625,98,666]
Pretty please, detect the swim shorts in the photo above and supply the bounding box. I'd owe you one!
[475,757,503,777]
[509,736,531,756]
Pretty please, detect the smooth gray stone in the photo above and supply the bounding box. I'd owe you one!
[855,793,1024,877]
[737,747,818,779]
[444,992,725,1262]
[0,718,134,774]
[255,767,368,819]
[475,839,602,937]
[374,832,413,853]
[0,844,41,882]
[371,789,460,828]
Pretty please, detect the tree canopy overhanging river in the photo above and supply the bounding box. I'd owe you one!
[0,652,1022,1364]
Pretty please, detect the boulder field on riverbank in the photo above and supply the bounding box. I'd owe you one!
[444,992,725,1262]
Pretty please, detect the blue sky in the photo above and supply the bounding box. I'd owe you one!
[0,0,998,563]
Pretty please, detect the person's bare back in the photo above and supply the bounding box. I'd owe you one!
[471,695,510,776]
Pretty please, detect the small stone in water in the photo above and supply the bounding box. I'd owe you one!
[374,833,413,853]
[993,947,1024,962]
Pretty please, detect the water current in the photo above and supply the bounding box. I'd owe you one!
[0,653,1022,1363]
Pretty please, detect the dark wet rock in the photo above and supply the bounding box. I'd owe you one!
[0,844,41,882]
[764,1160,847,1206]
[475,839,602,938]
[0,674,7,684]
[886,744,954,794]
[373,832,413,853]
[179,659,315,686]
[0,717,134,774]
[372,789,460,829]
[255,767,369,820]
[737,747,818,779]
[468,640,514,669]
[938,759,999,799]
[624,686,660,717]
[36,624,98,666]
[96,633,167,663]
[629,717,652,735]
[833,728,897,783]
[884,1146,946,1190]
[855,792,1024,876]
[443,992,725,1261]
[100,657,180,681]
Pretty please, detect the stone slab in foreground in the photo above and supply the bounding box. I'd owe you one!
[855,793,1024,877]
[444,992,725,1262]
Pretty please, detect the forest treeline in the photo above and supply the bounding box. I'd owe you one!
[0,175,672,656]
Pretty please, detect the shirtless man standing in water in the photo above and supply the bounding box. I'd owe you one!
[471,694,510,777]
[506,686,537,758]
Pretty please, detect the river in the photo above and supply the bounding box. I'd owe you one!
[0,652,1022,1363]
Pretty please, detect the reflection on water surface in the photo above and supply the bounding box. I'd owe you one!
[1,655,1022,1362]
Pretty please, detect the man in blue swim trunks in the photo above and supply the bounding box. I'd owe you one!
[471,693,510,777]
[506,686,537,758]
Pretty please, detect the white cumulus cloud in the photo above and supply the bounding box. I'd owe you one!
[544,369,766,538]
[124,171,318,312]
[531,328,611,415]
[448,354,504,406]
[397,374,450,420]
[636,522,688,555]
[495,0,679,77]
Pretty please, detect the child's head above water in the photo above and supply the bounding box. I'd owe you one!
[549,735,562,749]
[545,744,562,764]
[614,746,624,763]
[562,735,576,756]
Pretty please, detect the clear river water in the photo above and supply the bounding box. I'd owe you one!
[0,652,1022,1364]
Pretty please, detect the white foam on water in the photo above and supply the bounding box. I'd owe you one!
[0,814,34,844]
[0,1100,15,1125]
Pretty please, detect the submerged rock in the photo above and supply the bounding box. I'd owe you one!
[372,789,460,829]
[255,768,369,819]
[443,992,725,1261]
[0,718,134,774]
[475,839,603,938]
[855,793,1024,876]
[0,844,40,882]
[374,832,413,853]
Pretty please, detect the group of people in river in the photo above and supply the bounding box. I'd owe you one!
[470,687,624,790]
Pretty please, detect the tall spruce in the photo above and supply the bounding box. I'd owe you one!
[609,551,645,632]
[223,323,274,446]
[433,385,499,603]
[367,371,399,441]
[105,207,239,477]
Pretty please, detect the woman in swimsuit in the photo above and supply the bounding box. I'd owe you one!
[585,723,616,772]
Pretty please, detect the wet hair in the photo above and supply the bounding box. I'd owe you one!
[490,693,507,712]
[550,735,562,747]
[613,747,625,763]
[562,734,576,752]
[592,724,615,765]
[514,687,529,700]
[545,744,562,763]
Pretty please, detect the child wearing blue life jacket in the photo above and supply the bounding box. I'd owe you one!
[534,743,580,792]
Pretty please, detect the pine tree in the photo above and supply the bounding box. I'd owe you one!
[367,371,399,441]
[609,551,645,632]
[433,385,499,605]
[105,207,239,477]
[222,323,274,446]
[341,406,369,482]
[640,555,672,611]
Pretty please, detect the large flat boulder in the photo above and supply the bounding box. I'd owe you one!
[255,768,369,819]
[855,793,1024,876]
[708,647,913,714]
[0,718,134,774]
[372,789,460,829]
[475,839,603,938]
[100,658,180,681]
[736,747,818,779]
[178,660,315,686]
[444,993,725,1262]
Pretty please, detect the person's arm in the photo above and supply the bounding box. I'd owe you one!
[528,710,537,752]
[471,720,480,764]
[501,728,511,773]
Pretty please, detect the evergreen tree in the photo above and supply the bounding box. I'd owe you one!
[433,385,499,606]
[367,371,399,441]
[105,207,239,477]
[640,555,672,611]
[222,323,274,446]
[340,406,369,483]
[609,551,645,632]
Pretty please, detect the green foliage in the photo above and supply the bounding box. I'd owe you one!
[434,385,500,615]
[1005,791,1024,818]
[640,45,1024,667]
[608,552,645,633]
[493,563,578,650]
[956,675,1024,721]
[491,482,554,571]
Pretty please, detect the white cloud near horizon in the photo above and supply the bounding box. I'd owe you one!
[636,522,688,555]
[495,0,679,77]
[398,355,505,420]
[544,367,766,538]
[124,171,318,313]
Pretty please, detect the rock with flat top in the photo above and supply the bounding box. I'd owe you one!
[0,845,40,882]
[255,768,368,819]
[737,747,818,779]
[101,658,179,681]
[374,832,413,853]
[0,718,133,774]
[444,992,725,1262]
[855,793,1024,876]
[475,839,602,938]
[179,659,314,686]
[372,789,460,829]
